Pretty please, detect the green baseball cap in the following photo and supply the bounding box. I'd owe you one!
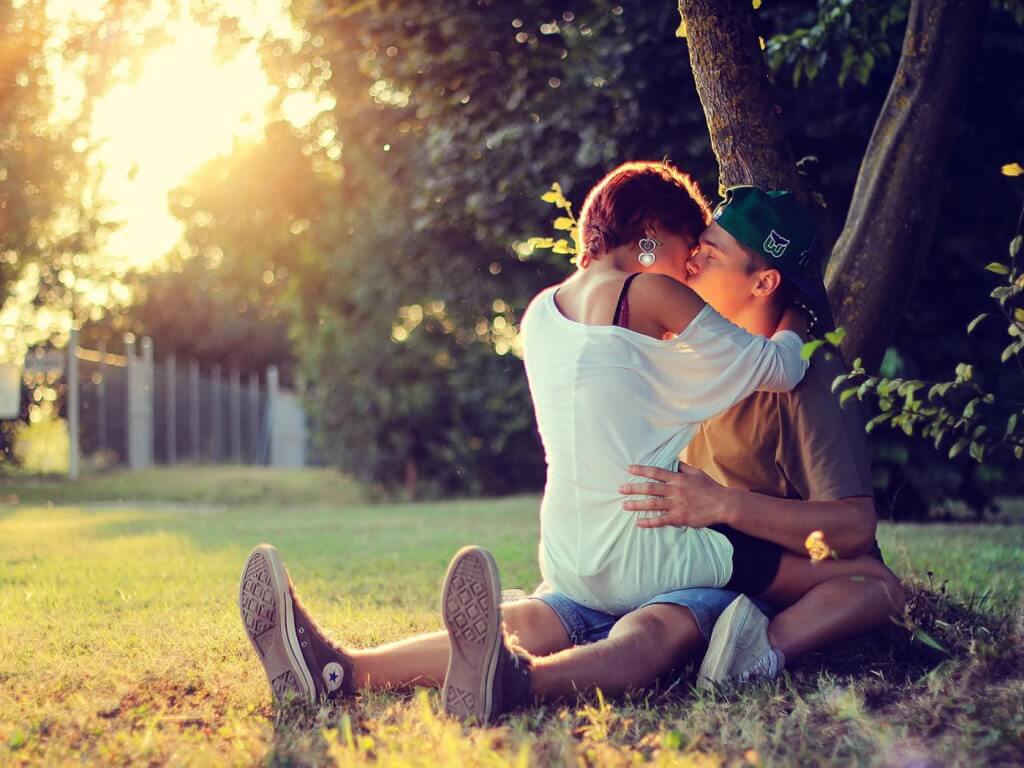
[711,185,833,329]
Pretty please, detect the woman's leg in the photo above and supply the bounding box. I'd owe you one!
[757,552,902,610]
[350,598,572,690]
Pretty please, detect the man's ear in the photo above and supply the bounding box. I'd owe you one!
[752,268,782,298]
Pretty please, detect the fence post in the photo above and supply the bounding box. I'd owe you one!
[189,359,200,462]
[142,337,154,467]
[212,364,221,463]
[230,367,242,463]
[166,354,176,464]
[125,334,136,468]
[265,365,279,466]
[67,329,80,480]
[247,373,260,464]
[98,340,107,456]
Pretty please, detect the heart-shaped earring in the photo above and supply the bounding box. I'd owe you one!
[638,237,658,267]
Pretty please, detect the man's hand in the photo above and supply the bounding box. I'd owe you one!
[619,462,736,529]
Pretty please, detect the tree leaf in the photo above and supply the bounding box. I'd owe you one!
[553,217,574,231]
[1001,162,1024,177]
[824,327,846,347]
[839,387,858,406]
[986,262,1010,275]
[1008,413,1019,435]
[969,440,984,462]
[1002,340,1024,363]
[949,438,968,459]
[1011,235,1022,259]
[966,313,988,334]
[801,339,826,360]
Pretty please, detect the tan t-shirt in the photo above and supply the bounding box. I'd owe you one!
[682,352,874,503]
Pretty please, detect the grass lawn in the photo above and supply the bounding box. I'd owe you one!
[1,468,1022,766]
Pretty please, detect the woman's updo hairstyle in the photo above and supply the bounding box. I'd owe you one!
[578,161,711,263]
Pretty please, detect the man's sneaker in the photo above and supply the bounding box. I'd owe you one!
[441,546,533,724]
[697,595,777,689]
[239,544,356,704]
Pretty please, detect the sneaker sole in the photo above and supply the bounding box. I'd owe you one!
[239,544,317,705]
[441,546,502,723]
[697,595,755,689]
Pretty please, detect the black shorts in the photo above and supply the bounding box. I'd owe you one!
[709,524,783,595]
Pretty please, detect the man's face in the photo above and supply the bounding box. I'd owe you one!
[682,222,765,319]
[648,230,699,282]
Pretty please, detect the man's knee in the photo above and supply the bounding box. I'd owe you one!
[609,603,703,657]
[877,571,906,615]
[847,559,906,616]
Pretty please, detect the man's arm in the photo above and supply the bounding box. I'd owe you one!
[620,464,877,557]
[724,488,876,557]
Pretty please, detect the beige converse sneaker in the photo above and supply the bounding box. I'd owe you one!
[697,595,776,689]
[441,546,533,724]
[239,544,356,704]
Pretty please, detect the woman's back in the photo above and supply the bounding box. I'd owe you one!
[520,280,806,613]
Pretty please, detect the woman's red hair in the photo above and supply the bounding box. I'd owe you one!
[578,161,711,259]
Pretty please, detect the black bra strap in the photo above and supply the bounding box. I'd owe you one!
[612,273,641,327]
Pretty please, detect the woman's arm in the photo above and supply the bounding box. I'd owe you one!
[627,273,808,396]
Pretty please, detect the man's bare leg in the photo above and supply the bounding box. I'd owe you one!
[531,603,705,698]
[766,571,906,663]
[350,599,573,689]
[699,553,906,685]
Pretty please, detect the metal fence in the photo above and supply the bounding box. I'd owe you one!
[8,330,310,476]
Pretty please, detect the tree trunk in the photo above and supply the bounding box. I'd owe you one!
[678,0,987,368]
[676,0,808,199]
[825,0,987,369]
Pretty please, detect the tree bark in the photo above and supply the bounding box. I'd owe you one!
[676,0,808,199]
[678,0,987,368]
[825,0,987,369]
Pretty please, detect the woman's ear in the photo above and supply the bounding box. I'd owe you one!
[752,268,782,298]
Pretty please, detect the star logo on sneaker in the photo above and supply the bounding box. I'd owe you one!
[323,662,344,692]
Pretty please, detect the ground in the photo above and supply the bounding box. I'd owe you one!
[0,467,1022,766]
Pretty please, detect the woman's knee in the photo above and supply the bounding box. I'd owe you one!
[501,599,571,655]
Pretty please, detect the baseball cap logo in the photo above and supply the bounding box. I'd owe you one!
[763,229,790,259]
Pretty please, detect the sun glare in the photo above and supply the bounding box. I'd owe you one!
[89,19,277,270]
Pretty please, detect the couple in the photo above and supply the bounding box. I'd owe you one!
[238,161,906,724]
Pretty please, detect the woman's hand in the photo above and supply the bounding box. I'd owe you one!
[619,462,736,529]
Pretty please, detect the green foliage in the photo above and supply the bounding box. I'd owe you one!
[765,0,909,87]
[811,224,1024,465]
[241,1,719,497]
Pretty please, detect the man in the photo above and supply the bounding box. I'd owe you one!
[238,184,905,724]
[621,186,905,686]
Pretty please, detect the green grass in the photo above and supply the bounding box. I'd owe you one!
[0,466,366,507]
[1,470,1022,766]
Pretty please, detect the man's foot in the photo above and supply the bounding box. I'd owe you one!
[697,595,779,689]
[441,546,533,724]
[239,543,356,704]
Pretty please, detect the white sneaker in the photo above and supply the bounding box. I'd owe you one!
[697,595,777,689]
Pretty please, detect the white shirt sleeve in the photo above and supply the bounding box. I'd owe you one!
[656,305,809,423]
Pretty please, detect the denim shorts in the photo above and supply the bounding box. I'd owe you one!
[531,587,778,645]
